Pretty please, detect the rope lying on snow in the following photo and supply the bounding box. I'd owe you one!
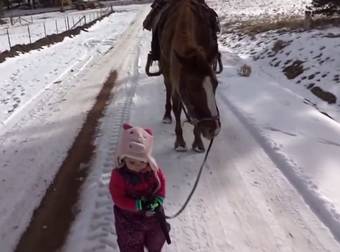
[165,137,215,219]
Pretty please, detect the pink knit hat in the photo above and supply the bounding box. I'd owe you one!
[115,123,158,172]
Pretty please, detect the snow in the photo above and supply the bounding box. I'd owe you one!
[1,0,340,251]
[210,0,312,21]
[0,9,100,51]
[220,27,340,121]
[0,5,140,251]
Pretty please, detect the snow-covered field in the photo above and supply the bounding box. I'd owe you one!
[0,7,117,52]
[211,0,311,21]
[0,4,141,251]
[220,28,340,119]
[1,0,340,251]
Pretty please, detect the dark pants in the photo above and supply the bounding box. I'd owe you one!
[114,206,167,252]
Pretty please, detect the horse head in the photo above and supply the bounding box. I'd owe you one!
[175,49,221,140]
[157,0,222,151]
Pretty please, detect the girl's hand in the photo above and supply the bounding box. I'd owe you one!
[136,196,163,211]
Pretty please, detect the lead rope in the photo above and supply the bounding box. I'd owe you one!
[178,95,193,125]
[165,137,214,219]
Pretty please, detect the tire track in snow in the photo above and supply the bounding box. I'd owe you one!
[120,43,340,250]
[14,70,118,252]
[218,90,340,245]
[65,4,340,251]
[0,15,124,135]
[62,7,150,252]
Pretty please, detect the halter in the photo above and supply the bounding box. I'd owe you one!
[179,93,220,127]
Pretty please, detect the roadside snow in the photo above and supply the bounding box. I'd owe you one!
[0,6,139,252]
[217,53,340,243]
[220,27,340,121]
[210,0,311,20]
[1,1,340,251]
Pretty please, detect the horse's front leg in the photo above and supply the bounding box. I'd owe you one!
[172,95,187,151]
[162,78,172,124]
[192,124,205,153]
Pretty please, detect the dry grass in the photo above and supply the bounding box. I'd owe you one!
[312,16,340,28]
[222,15,305,35]
[222,15,340,36]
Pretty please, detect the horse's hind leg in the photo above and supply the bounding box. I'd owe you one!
[192,125,205,153]
[173,94,187,151]
[162,78,172,124]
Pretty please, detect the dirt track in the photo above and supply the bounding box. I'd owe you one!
[15,70,117,252]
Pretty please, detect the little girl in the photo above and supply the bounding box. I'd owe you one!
[109,123,168,252]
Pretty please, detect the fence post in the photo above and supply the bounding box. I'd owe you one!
[43,22,47,37]
[6,28,11,49]
[72,17,75,26]
[27,24,32,44]
[55,20,58,34]
[67,16,70,30]
[64,17,68,31]
[304,11,313,30]
[31,16,33,23]
[84,15,87,24]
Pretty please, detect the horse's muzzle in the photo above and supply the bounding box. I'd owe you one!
[199,118,221,140]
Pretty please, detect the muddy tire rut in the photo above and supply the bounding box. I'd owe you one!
[14,70,118,252]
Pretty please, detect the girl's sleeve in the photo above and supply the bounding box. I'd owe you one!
[109,170,137,211]
[155,168,166,198]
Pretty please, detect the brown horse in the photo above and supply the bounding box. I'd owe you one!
[157,0,221,152]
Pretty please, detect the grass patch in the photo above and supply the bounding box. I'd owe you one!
[222,15,305,35]
[221,15,340,36]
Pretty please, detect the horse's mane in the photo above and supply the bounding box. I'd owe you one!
[156,0,221,146]
[174,48,212,76]
[169,0,213,75]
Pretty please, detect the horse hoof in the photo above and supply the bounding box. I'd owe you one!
[175,146,188,152]
[162,117,172,124]
[193,146,205,153]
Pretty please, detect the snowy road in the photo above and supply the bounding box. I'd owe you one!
[0,6,142,252]
[119,41,340,252]
[66,5,340,250]
[1,1,340,251]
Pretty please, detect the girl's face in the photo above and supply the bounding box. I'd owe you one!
[125,157,148,172]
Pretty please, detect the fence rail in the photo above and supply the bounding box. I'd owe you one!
[9,15,34,26]
[70,16,86,30]
[0,6,114,52]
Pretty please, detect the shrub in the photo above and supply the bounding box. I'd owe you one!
[0,0,4,23]
[0,0,3,13]
[310,0,340,16]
